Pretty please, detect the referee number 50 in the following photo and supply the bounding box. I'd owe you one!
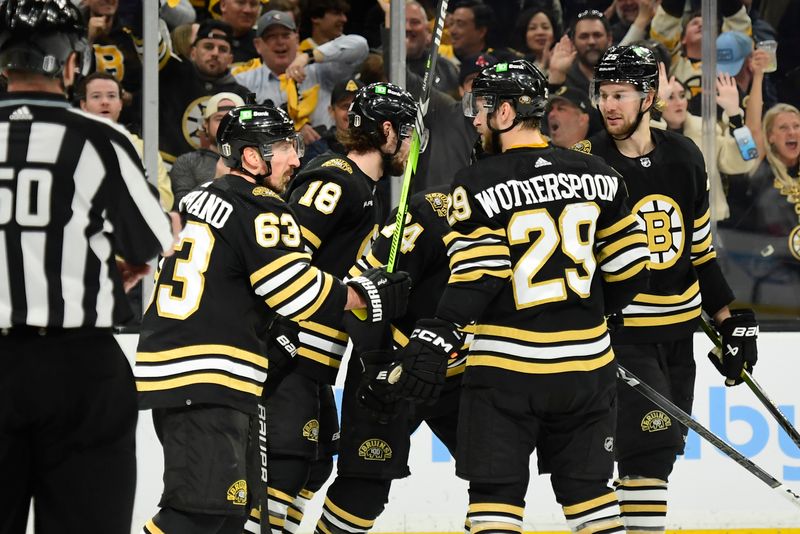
[0,168,53,226]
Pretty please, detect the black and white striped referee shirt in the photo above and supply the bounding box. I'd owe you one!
[0,92,173,329]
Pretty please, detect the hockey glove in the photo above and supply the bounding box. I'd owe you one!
[346,267,411,323]
[394,318,462,404]
[707,309,758,386]
[265,316,300,387]
[357,350,402,424]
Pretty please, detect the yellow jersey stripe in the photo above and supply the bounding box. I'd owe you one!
[250,252,310,285]
[597,214,637,239]
[300,320,349,341]
[137,344,267,367]
[634,281,699,304]
[291,273,334,323]
[597,232,647,260]
[467,350,614,374]
[300,225,322,249]
[475,323,607,343]
[265,268,318,309]
[144,519,166,534]
[136,373,262,395]
[449,267,513,283]
[694,210,710,227]
[692,250,716,266]
[298,346,343,368]
[691,234,713,253]
[602,258,648,282]
[450,245,509,269]
[443,227,505,246]
[624,307,701,327]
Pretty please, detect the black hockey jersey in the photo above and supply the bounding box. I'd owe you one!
[436,144,650,390]
[578,129,735,343]
[136,175,348,414]
[348,187,467,377]
[286,154,382,383]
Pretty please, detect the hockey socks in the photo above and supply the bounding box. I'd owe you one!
[465,502,524,533]
[314,497,376,534]
[614,477,668,533]
[562,492,624,534]
[242,487,293,533]
[283,488,314,533]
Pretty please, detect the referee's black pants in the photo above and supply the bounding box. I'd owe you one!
[0,328,137,534]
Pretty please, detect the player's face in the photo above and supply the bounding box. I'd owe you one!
[661,79,689,129]
[405,4,430,60]
[191,36,233,77]
[767,111,800,166]
[220,0,261,36]
[547,100,588,148]
[258,26,299,74]
[382,123,412,176]
[80,78,123,123]
[597,82,647,136]
[266,140,301,193]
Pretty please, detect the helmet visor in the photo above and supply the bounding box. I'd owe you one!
[260,134,305,160]
[591,80,649,106]
[398,121,416,140]
[462,92,497,118]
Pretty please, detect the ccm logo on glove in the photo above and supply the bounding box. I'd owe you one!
[411,328,455,353]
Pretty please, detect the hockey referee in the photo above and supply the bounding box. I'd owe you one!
[0,1,178,533]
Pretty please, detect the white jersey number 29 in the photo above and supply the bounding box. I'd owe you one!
[509,203,599,309]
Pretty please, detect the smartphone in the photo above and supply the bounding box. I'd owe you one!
[733,126,759,161]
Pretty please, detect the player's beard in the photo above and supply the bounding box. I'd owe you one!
[481,129,502,155]
[381,150,406,176]
[603,112,638,139]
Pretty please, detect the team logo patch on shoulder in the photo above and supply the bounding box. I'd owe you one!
[425,192,450,218]
[321,158,353,174]
[252,186,280,199]
[358,438,393,461]
[571,139,592,153]
[226,480,247,505]
[641,410,672,432]
[302,419,319,442]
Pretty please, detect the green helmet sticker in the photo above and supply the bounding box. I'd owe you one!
[374,85,387,94]
[496,63,509,72]
[240,109,253,121]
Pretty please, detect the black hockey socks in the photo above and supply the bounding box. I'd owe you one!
[561,492,624,534]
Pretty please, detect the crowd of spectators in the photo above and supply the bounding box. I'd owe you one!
[47,0,800,321]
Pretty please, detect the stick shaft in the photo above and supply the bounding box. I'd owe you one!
[386,0,449,273]
[617,364,800,508]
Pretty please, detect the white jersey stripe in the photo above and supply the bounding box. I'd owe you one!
[0,232,11,326]
[0,123,8,162]
[134,357,267,383]
[471,333,610,360]
[27,123,65,164]
[624,293,702,315]
[22,232,48,326]
[89,229,114,327]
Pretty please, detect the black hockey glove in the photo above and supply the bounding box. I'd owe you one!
[394,318,462,404]
[265,316,300,387]
[707,309,758,386]
[357,350,402,424]
[346,267,411,323]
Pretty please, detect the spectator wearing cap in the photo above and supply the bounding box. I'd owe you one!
[169,91,246,205]
[545,86,592,148]
[301,78,363,164]
[547,10,612,98]
[448,0,521,62]
[157,19,251,165]
[649,0,752,114]
[377,0,460,97]
[76,71,174,211]
[716,31,779,115]
[219,0,262,64]
[300,0,349,52]
[234,10,368,145]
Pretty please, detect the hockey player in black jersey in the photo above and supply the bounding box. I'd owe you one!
[397,59,651,533]
[578,45,760,533]
[136,103,410,534]
[306,186,463,533]
[240,82,418,534]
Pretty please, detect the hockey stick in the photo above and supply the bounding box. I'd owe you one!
[617,364,800,509]
[700,318,800,450]
[256,401,269,534]
[386,0,449,273]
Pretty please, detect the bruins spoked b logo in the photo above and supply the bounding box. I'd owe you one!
[358,439,393,461]
[633,194,684,270]
[641,410,672,432]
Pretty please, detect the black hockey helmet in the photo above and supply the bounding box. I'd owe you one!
[0,0,92,78]
[217,105,304,169]
[463,59,549,123]
[348,82,417,141]
[591,45,659,102]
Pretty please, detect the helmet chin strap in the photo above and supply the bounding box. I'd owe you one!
[484,109,519,153]
[609,94,654,142]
